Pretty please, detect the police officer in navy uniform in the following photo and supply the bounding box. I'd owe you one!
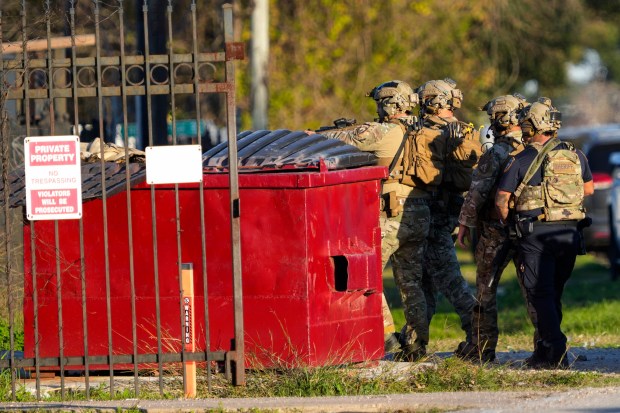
[495,98,594,369]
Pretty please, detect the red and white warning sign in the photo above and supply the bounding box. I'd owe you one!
[24,136,82,221]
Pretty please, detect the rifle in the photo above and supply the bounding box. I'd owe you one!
[316,117,357,132]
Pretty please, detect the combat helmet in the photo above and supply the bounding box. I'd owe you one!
[518,97,562,136]
[367,80,418,121]
[481,93,528,135]
[417,78,463,115]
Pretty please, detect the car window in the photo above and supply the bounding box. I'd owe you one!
[587,143,620,174]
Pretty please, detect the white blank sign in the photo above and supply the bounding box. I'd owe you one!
[145,145,203,184]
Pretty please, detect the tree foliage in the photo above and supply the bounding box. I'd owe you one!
[234,0,619,130]
[2,0,619,131]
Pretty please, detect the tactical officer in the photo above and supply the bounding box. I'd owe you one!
[414,79,478,350]
[495,98,594,368]
[455,94,539,363]
[313,80,432,359]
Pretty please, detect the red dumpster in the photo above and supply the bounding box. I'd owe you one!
[23,130,387,368]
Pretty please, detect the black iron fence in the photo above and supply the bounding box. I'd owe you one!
[0,0,245,400]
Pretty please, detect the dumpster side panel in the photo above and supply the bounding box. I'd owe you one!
[304,179,384,365]
[182,185,312,366]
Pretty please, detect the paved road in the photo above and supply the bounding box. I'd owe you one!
[2,386,619,412]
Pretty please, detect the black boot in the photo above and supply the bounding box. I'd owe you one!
[523,341,547,368]
[397,343,427,362]
[455,341,496,363]
[524,341,569,369]
[546,344,570,369]
[384,332,401,354]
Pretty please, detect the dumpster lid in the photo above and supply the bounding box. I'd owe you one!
[203,129,377,171]
[1,130,377,208]
[0,162,146,208]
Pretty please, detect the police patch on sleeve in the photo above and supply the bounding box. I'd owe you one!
[503,157,515,173]
[477,155,492,175]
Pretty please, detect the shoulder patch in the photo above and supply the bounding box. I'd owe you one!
[503,157,515,173]
[356,123,372,135]
[476,154,493,175]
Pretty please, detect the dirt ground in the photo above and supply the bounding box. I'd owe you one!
[491,346,620,373]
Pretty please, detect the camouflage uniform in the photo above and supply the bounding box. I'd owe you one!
[458,131,538,356]
[322,121,432,354]
[421,115,475,342]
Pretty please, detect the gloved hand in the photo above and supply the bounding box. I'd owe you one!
[446,121,463,140]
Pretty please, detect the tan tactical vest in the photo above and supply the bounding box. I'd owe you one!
[515,140,586,221]
[401,126,445,188]
[378,119,445,192]
[444,122,482,192]
[375,121,408,176]
[393,117,481,192]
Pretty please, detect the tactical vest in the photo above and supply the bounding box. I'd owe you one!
[382,117,481,193]
[401,126,445,188]
[376,121,408,176]
[443,121,482,192]
[515,139,586,221]
[382,120,445,190]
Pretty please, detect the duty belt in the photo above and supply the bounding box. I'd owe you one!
[534,219,578,226]
[397,196,428,206]
[524,213,579,226]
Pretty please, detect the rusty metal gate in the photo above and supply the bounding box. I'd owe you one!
[0,0,245,400]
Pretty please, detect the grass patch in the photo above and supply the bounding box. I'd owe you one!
[408,357,616,392]
[384,249,620,352]
[198,357,620,398]
[0,320,23,350]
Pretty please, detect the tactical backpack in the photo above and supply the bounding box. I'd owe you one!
[399,126,445,188]
[515,138,586,221]
[442,121,482,192]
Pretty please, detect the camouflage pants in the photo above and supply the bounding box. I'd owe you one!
[425,195,475,341]
[381,201,431,349]
[472,221,538,352]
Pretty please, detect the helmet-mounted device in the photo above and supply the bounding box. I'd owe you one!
[416,78,463,114]
[367,80,418,121]
[518,97,562,136]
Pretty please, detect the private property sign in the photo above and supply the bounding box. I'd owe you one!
[24,136,82,221]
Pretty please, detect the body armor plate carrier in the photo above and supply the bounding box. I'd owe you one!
[393,120,480,191]
[515,139,585,221]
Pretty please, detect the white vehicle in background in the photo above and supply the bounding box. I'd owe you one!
[607,151,620,281]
